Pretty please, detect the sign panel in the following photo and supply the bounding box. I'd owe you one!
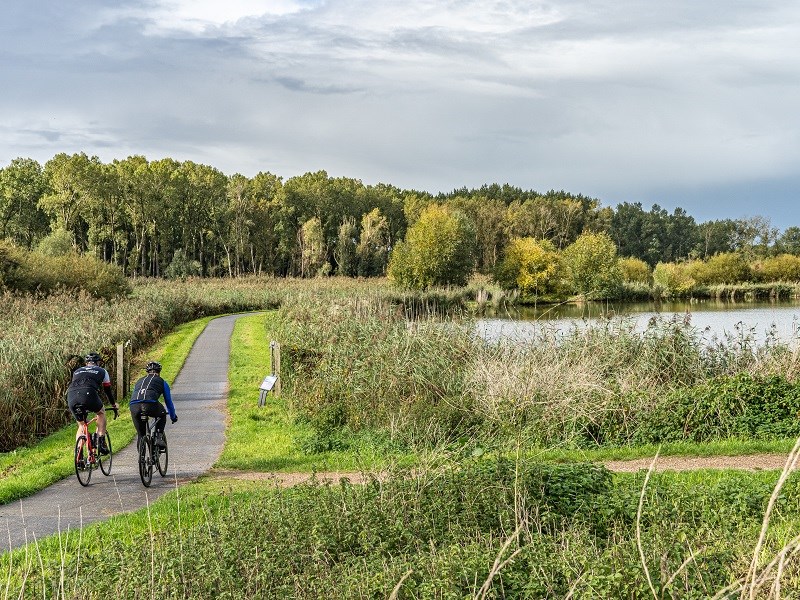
[260,375,278,391]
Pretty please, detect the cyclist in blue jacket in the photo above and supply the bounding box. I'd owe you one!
[129,361,177,448]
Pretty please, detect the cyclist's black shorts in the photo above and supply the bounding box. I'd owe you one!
[130,402,167,438]
[68,388,103,421]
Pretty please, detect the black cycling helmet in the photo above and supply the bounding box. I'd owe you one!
[145,361,162,373]
[85,352,102,364]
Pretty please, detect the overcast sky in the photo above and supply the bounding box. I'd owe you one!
[2,1,799,229]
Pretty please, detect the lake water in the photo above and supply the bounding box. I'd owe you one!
[477,299,800,346]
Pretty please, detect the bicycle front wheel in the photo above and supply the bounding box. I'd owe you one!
[139,436,153,487]
[156,433,168,477]
[100,432,113,475]
[74,436,91,486]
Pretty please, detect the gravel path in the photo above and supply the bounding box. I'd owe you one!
[603,453,792,473]
[204,453,795,488]
[0,314,246,553]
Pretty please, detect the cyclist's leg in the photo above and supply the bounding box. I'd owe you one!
[153,404,167,436]
[67,390,89,441]
[130,403,148,447]
[142,403,167,446]
[82,392,106,435]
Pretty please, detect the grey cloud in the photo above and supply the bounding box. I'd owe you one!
[2,0,800,228]
[23,129,62,142]
[274,76,362,94]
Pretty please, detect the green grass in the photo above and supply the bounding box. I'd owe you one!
[3,464,798,598]
[0,315,214,505]
[216,313,414,472]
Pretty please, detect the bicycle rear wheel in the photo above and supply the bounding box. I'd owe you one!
[139,435,153,487]
[156,432,168,477]
[74,436,91,486]
[99,432,113,475]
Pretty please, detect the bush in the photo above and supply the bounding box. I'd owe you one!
[164,248,202,278]
[690,252,751,285]
[751,254,800,282]
[652,261,696,297]
[561,231,622,299]
[0,240,24,289]
[493,237,560,296]
[36,229,73,256]
[619,256,651,284]
[634,373,800,444]
[0,242,129,299]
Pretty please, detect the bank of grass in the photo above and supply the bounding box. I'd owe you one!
[4,461,800,597]
[0,315,213,505]
[217,312,414,472]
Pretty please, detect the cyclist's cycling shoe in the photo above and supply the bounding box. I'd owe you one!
[154,433,167,448]
[98,437,110,455]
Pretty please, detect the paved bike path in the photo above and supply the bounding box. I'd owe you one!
[0,314,244,552]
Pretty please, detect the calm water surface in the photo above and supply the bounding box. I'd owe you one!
[477,299,800,345]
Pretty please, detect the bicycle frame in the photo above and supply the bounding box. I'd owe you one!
[74,406,117,486]
[137,413,168,486]
[76,415,99,464]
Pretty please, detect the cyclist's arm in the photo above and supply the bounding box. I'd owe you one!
[101,369,117,405]
[163,381,177,420]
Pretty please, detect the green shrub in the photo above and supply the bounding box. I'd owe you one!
[561,231,622,299]
[0,240,24,289]
[36,228,73,256]
[619,256,651,284]
[652,261,696,297]
[751,253,800,282]
[493,237,561,296]
[387,204,476,289]
[634,373,800,444]
[0,242,130,299]
[690,252,751,285]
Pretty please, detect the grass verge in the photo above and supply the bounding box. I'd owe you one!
[0,315,214,505]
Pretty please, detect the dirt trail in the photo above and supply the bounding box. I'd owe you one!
[602,453,791,473]
[205,453,795,486]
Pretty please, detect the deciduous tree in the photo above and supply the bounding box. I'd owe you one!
[387,204,476,289]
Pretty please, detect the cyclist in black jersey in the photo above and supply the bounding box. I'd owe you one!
[129,361,177,449]
[67,352,118,454]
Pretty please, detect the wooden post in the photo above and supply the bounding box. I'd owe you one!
[272,341,281,398]
[116,342,124,402]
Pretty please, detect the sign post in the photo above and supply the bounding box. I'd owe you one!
[258,341,281,407]
[116,342,124,403]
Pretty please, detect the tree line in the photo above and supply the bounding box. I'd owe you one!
[1,152,798,281]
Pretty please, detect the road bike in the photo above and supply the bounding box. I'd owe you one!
[137,414,168,487]
[74,406,117,486]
